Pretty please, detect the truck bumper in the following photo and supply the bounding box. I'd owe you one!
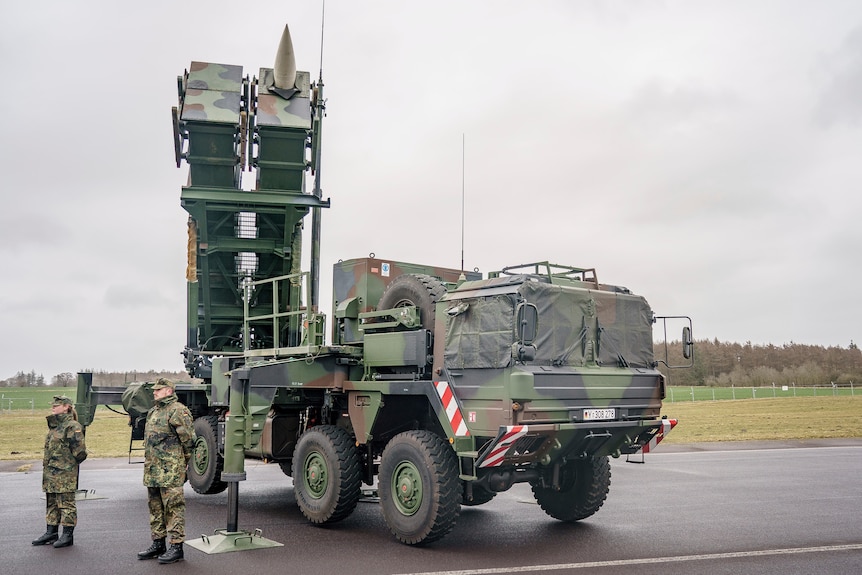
[474,418,677,468]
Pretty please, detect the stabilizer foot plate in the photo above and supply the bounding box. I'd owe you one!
[185,528,283,554]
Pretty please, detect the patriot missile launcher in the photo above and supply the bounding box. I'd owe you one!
[76,23,692,547]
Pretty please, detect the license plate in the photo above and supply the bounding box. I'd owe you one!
[583,408,615,421]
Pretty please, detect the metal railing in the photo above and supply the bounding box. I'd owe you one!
[241,271,324,356]
[667,382,856,402]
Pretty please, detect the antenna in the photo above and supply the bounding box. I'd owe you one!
[309,1,326,310]
[319,0,326,82]
[461,133,465,272]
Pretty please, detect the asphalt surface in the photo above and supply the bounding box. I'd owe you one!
[1,439,860,575]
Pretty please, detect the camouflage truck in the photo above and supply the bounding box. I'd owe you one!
[75,24,692,546]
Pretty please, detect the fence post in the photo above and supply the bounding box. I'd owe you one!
[691,386,695,402]
[732,385,735,400]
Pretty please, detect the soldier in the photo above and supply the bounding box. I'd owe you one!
[32,395,87,548]
[136,378,195,564]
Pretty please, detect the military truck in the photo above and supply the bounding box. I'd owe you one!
[75,24,692,546]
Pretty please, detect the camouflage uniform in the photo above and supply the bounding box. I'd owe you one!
[42,407,87,526]
[143,382,195,544]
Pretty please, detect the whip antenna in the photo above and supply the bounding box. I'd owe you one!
[309,1,326,309]
[318,0,325,82]
[461,133,465,272]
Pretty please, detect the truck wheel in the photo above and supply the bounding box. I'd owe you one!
[461,482,496,506]
[377,274,447,330]
[292,425,362,524]
[189,415,227,495]
[379,430,460,545]
[531,456,611,522]
[278,461,292,477]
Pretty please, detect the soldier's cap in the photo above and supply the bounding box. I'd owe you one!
[52,395,73,406]
[152,378,175,390]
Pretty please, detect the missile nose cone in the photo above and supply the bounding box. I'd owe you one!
[273,24,297,89]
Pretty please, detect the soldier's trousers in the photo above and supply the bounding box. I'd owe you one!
[45,492,77,526]
[147,486,185,543]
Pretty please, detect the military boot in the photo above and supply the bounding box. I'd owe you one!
[53,526,74,548]
[31,525,59,546]
[137,537,166,560]
[158,542,184,564]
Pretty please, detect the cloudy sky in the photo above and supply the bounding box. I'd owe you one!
[2,0,860,380]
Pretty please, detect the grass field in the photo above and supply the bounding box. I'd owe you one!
[1,386,860,460]
[0,386,79,411]
[661,396,862,443]
[1,409,131,461]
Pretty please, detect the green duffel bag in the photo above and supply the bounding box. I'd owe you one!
[122,381,155,422]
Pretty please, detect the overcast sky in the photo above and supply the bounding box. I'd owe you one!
[2,0,860,380]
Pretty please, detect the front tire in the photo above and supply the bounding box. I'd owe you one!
[531,456,611,522]
[189,416,227,495]
[379,430,461,545]
[292,425,362,524]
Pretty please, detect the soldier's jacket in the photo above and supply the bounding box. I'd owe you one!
[42,412,87,493]
[143,394,195,488]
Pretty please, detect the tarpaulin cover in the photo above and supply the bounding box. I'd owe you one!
[121,382,155,421]
[444,280,654,369]
[444,295,516,369]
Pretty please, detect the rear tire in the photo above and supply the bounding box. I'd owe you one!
[379,430,461,545]
[189,416,227,495]
[292,425,362,524]
[531,456,611,522]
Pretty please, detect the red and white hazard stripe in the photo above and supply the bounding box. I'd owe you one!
[434,381,470,437]
[478,425,529,468]
[640,418,677,453]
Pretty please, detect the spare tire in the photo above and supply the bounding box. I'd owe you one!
[377,274,447,331]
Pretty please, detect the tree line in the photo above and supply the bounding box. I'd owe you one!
[657,340,862,387]
[3,340,861,388]
[0,369,194,388]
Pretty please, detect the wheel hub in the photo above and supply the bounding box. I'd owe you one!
[193,436,208,475]
[304,452,328,499]
[392,461,422,516]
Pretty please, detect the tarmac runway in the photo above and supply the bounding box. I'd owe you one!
[1,439,860,575]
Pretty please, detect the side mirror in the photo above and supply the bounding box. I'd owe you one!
[682,326,693,360]
[654,315,694,369]
[516,303,538,346]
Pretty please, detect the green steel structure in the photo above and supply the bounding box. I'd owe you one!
[173,52,329,379]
